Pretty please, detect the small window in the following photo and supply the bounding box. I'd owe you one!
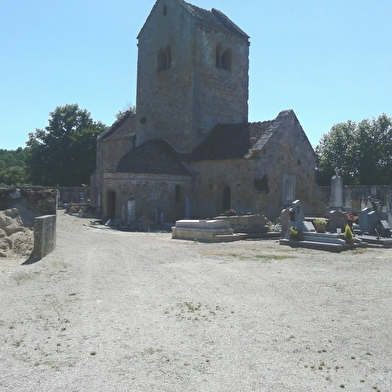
[157,46,171,71]
[175,185,181,203]
[254,175,269,193]
[221,48,231,71]
[215,45,231,71]
[163,4,167,16]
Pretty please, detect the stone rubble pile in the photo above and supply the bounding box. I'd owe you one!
[0,208,33,258]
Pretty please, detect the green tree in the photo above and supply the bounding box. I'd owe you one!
[315,121,357,185]
[114,104,136,121]
[0,148,30,186]
[354,114,392,184]
[26,104,107,186]
[316,114,392,185]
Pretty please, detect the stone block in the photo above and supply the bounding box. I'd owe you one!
[359,207,372,233]
[175,220,230,230]
[32,215,57,260]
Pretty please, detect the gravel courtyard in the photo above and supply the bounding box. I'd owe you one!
[1,213,392,391]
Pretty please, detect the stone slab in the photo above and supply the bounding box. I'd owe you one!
[175,220,230,230]
[32,214,57,260]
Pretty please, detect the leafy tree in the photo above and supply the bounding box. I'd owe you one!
[115,104,136,121]
[26,104,107,186]
[0,148,30,186]
[316,114,392,185]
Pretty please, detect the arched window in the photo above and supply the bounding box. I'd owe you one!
[163,4,167,16]
[215,45,231,71]
[221,48,231,71]
[157,46,171,71]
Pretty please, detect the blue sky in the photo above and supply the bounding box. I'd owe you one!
[1,0,391,150]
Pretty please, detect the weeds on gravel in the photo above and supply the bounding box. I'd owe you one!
[254,255,290,260]
[12,272,35,284]
[352,248,367,255]
[50,260,69,269]
[228,253,247,260]
[13,339,23,347]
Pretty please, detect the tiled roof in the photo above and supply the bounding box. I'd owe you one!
[188,110,298,161]
[98,111,136,142]
[114,139,191,176]
[184,2,249,39]
[138,1,249,41]
[187,122,271,161]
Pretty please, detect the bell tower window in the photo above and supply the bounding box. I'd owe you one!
[163,4,167,16]
[221,48,231,71]
[157,46,171,71]
[215,45,231,71]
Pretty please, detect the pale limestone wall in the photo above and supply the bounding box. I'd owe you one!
[102,172,192,222]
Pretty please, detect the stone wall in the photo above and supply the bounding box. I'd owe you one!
[90,114,135,208]
[0,188,57,214]
[319,185,392,213]
[102,172,193,223]
[189,113,326,220]
[136,0,249,153]
[136,0,195,152]
[0,188,57,260]
[192,24,249,145]
[58,187,89,204]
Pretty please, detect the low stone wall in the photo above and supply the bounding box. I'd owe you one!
[0,188,57,214]
[32,215,56,260]
[319,185,392,213]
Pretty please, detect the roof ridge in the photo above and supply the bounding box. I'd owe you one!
[98,111,135,141]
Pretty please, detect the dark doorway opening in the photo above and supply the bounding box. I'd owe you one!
[107,191,116,219]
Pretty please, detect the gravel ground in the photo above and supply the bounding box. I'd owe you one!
[1,213,392,392]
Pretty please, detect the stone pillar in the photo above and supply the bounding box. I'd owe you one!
[32,215,57,260]
[280,207,290,239]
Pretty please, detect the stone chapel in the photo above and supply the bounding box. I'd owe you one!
[90,0,326,225]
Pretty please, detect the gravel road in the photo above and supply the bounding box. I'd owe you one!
[1,213,392,391]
